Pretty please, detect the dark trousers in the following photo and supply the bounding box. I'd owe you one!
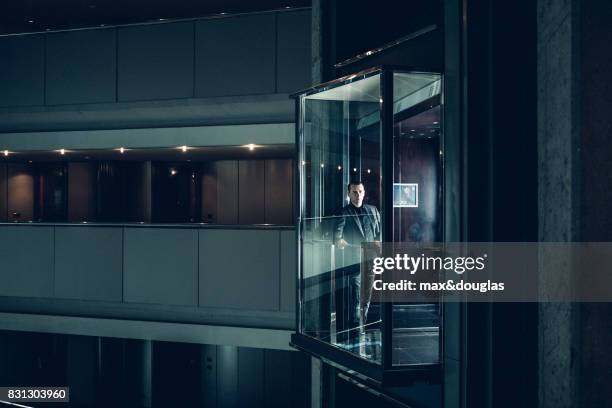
[333,245,379,344]
[335,268,361,344]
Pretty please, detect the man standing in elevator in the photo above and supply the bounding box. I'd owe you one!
[334,181,381,343]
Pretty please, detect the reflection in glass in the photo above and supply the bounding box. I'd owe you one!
[392,72,442,366]
[300,73,383,363]
[36,163,68,222]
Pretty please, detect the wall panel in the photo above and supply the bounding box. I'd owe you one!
[46,29,116,105]
[7,163,34,222]
[217,345,238,408]
[215,161,238,224]
[277,10,312,93]
[0,226,53,297]
[195,14,276,96]
[201,344,217,408]
[0,164,7,221]
[0,35,44,107]
[118,22,194,101]
[280,230,296,313]
[238,160,265,224]
[54,227,123,301]
[237,347,265,407]
[123,228,198,306]
[265,159,294,225]
[201,163,217,223]
[67,162,96,222]
[199,229,280,310]
[264,349,292,407]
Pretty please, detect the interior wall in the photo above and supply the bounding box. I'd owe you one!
[151,162,201,223]
[7,163,34,221]
[1,158,293,225]
[139,161,152,223]
[393,138,440,243]
[0,331,309,408]
[265,159,294,225]
[0,164,7,221]
[68,162,96,222]
[239,160,266,224]
[215,161,239,225]
[201,162,217,223]
[206,159,294,225]
[125,162,146,222]
[0,10,311,109]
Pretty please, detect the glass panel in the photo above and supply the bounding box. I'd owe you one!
[1,147,294,225]
[392,72,442,365]
[36,163,68,222]
[300,73,383,363]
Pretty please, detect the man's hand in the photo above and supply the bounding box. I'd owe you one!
[337,239,349,249]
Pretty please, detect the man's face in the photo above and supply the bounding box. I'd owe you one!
[348,183,365,207]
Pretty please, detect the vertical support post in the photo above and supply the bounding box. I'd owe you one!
[380,69,394,370]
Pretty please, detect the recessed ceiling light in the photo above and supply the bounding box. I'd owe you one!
[220,12,227,15]
[180,145,188,152]
[285,6,291,8]
[367,169,371,174]
[353,168,357,172]
[28,20,34,24]
[119,147,125,154]
[245,144,256,151]
[158,18,167,21]
[59,149,65,155]
[3,150,8,157]
[337,165,342,170]
[170,169,177,176]
[320,163,325,168]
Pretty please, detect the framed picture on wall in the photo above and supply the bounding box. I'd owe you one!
[393,183,418,208]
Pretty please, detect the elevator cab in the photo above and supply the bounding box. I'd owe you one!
[291,68,443,384]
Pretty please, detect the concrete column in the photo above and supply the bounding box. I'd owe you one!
[538,0,580,405]
[538,1,612,407]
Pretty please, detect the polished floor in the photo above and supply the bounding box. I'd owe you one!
[335,326,439,365]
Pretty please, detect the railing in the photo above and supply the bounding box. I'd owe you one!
[0,223,296,330]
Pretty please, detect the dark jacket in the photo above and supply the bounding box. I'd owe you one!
[334,203,381,245]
